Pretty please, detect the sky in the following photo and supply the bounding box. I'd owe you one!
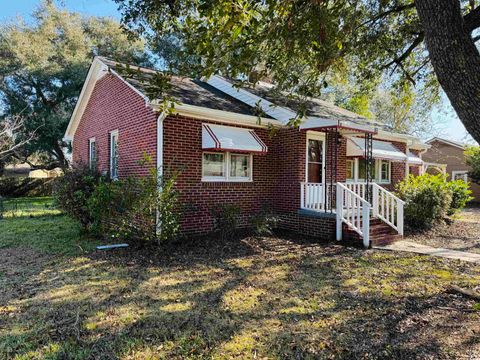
[0,0,472,144]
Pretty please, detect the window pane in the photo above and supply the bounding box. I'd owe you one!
[358,158,375,180]
[346,160,354,180]
[230,154,250,178]
[203,153,224,177]
[308,140,323,162]
[110,134,119,179]
[381,161,390,181]
[89,141,96,169]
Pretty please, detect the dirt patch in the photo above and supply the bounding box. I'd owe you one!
[406,207,480,254]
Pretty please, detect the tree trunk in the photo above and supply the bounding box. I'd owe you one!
[415,0,480,143]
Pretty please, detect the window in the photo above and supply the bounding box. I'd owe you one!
[202,152,252,182]
[109,130,119,180]
[379,160,391,183]
[346,159,355,181]
[452,171,468,183]
[203,153,225,178]
[347,158,391,183]
[88,138,96,170]
[230,154,251,179]
[358,158,376,181]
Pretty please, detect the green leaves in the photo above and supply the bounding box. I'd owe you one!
[0,2,150,169]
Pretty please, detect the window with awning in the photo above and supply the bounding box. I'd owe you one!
[346,137,407,162]
[202,124,267,154]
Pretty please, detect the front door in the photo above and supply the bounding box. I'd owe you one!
[307,137,324,183]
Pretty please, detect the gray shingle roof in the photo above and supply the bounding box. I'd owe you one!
[98,57,265,117]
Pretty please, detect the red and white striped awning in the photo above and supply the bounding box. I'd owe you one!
[202,124,268,154]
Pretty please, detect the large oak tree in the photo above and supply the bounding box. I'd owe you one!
[0,2,151,171]
[115,0,480,141]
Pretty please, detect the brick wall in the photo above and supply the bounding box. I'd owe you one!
[73,73,158,177]
[408,149,422,176]
[162,115,277,235]
[389,140,407,190]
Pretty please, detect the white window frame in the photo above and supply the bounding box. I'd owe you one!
[109,130,119,180]
[346,159,355,182]
[305,132,326,183]
[88,137,96,170]
[452,170,468,183]
[378,159,391,184]
[346,158,391,184]
[202,152,253,182]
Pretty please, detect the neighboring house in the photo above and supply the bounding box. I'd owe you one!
[64,57,429,247]
[423,137,480,202]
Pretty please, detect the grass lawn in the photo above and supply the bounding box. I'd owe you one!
[1,198,480,359]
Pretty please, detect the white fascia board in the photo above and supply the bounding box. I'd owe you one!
[426,137,465,149]
[299,117,339,129]
[63,57,109,141]
[206,75,296,123]
[150,102,283,129]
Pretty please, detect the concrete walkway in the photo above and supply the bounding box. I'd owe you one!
[374,241,480,264]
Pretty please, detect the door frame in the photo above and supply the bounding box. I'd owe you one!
[305,131,326,184]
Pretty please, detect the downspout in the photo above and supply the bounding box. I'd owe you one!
[156,112,166,236]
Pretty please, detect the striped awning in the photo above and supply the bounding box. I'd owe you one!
[202,124,267,154]
[347,137,407,161]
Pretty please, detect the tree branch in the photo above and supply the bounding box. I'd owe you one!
[382,33,425,69]
[359,3,416,28]
[464,6,480,32]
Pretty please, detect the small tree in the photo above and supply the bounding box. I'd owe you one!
[465,145,480,184]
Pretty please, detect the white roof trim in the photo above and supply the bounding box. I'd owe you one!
[151,103,282,129]
[347,137,407,161]
[64,57,109,141]
[202,123,267,153]
[426,137,465,149]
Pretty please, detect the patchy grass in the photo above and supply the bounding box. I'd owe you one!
[1,203,480,359]
[2,197,61,218]
[0,197,100,256]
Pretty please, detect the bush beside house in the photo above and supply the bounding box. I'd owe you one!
[54,164,181,244]
[396,174,473,229]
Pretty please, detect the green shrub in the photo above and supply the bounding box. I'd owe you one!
[396,174,452,229]
[447,179,473,215]
[87,168,181,244]
[210,203,242,240]
[250,207,279,236]
[53,164,103,228]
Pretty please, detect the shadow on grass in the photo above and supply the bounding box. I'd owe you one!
[1,232,480,359]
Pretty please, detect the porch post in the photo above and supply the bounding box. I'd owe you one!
[336,183,343,241]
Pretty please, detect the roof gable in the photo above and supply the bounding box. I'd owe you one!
[426,137,465,150]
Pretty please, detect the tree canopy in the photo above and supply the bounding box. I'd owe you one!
[115,0,480,141]
[0,2,150,170]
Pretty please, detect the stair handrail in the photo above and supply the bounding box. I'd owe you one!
[336,182,371,248]
[371,183,404,236]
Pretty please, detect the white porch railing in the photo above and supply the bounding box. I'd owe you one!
[300,182,327,211]
[336,183,371,248]
[300,181,405,247]
[372,183,404,235]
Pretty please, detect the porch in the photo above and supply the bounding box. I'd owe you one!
[296,123,415,248]
[300,181,404,248]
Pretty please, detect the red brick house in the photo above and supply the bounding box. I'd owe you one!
[64,57,428,247]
